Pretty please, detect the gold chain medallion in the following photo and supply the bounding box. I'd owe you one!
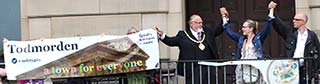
[184,31,206,50]
[198,43,205,50]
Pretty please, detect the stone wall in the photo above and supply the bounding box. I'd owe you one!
[296,0,320,37]
[21,0,183,60]
[21,0,320,60]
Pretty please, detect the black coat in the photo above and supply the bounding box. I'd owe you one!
[272,15,320,82]
[161,23,224,76]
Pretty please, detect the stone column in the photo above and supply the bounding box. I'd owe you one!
[20,0,29,40]
[310,0,320,36]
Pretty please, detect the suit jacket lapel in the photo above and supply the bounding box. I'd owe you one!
[293,30,298,39]
[306,30,312,45]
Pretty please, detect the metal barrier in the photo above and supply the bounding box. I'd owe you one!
[0,57,319,84]
[158,57,319,84]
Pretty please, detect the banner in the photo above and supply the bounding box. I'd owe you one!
[3,29,160,80]
[199,60,299,84]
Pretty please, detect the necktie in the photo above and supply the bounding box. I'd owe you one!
[197,32,202,41]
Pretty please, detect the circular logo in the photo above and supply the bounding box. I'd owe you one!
[267,60,299,84]
[12,58,17,64]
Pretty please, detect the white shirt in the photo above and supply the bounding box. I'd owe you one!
[293,28,308,66]
[190,28,203,40]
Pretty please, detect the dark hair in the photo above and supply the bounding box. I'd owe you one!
[245,19,259,34]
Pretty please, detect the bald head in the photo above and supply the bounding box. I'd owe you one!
[293,12,308,29]
[188,15,203,32]
[295,12,308,23]
[189,15,201,22]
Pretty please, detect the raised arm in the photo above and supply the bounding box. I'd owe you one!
[220,7,241,42]
[206,7,228,37]
[211,20,225,37]
[153,26,179,46]
[270,2,292,39]
[162,35,180,46]
[259,1,276,40]
[224,23,242,42]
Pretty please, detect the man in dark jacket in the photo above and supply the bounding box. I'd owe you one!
[272,10,320,83]
[154,14,224,84]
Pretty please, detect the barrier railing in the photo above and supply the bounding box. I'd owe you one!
[158,57,319,84]
[0,57,319,84]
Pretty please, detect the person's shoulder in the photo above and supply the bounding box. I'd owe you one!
[306,29,319,38]
[307,29,317,35]
[177,30,184,32]
[174,30,186,36]
[177,30,184,34]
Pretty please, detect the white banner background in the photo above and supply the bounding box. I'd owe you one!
[3,29,160,80]
[199,59,299,84]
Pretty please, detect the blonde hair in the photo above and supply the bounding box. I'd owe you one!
[245,19,259,34]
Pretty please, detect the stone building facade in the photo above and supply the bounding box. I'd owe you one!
[21,0,320,61]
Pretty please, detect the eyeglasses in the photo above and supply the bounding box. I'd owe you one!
[293,18,304,21]
[192,21,203,24]
[242,26,250,28]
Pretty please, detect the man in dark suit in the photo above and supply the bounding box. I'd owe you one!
[154,14,224,84]
[271,2,320,83]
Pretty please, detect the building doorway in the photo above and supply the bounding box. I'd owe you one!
[185,0,295,83]
[186,0,295,59]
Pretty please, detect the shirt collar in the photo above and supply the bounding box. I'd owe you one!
[298,28,308,36]
[190,27,203,38]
